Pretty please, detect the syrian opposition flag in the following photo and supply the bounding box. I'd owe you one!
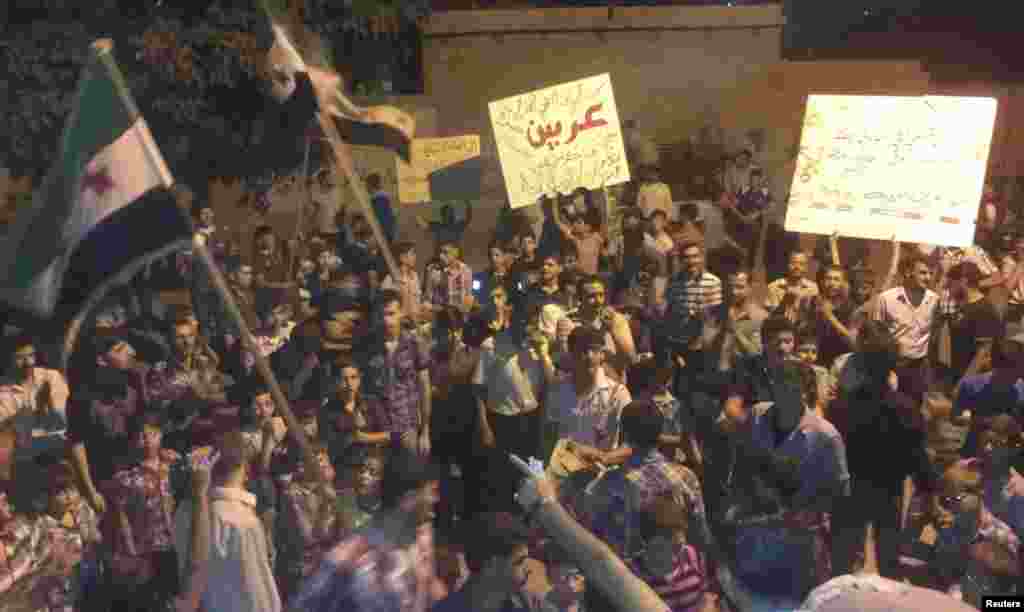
[0,40,184,319]
[260,0,416,161]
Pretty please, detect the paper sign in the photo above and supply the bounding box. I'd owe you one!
[785,95,997,247]
[489,74,631,209]
[397,135,481,204]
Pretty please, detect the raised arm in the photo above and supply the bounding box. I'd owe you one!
[552,200,576,243]
[516,472,671,612]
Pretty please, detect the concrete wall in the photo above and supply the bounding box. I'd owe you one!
[6,6,1024,273]
[421,4,1024,266]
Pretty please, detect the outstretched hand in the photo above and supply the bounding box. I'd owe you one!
[511,454,556,510]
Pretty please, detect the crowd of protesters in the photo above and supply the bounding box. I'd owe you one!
[0,147,1018,612]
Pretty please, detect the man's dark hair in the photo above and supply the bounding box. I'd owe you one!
[253,225,274,241]
[393,241,415,258]
[366,173,382,191]
[568,326,605,355]
[380,449,441,510]
[375,289,402,312]
[238,379,272,428]
[487,238,507,253]
[761,316,795,342]
[620,401,664,449]
[462,314,494,349]
[519,229,537,243]
[461,512,531,572]
[948,261,982,286]
[899,252,929,276]
[856,319,900,381]
[8,333,35,355]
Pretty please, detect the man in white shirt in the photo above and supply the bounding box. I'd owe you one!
[874,253,940,403]
[542,327,632,465]
[0,334,69,469]
[175,429,282,612]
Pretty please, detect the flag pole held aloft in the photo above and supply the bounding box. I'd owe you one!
[91,38,320,482]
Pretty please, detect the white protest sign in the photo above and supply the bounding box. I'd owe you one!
[785,95,997,247]
[397,135,481,204]
[489,74,631,209]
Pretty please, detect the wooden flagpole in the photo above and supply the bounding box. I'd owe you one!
[290,132,313,279]
[314,113,402,282]
[91,38,321,481]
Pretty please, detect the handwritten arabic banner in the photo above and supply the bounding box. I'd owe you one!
[786,95,997,247]
[397,135,481,204]
[488,74,631,209]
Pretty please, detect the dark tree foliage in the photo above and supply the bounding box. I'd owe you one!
[1,0,428,183]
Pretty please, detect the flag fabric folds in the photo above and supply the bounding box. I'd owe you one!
[0,40,176,318]
[262,4,416,161]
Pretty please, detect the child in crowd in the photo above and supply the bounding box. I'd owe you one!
[795,334,832,417]
[381,242,423,323]
[425,242,475,314]
[647,210,675,259]
[34,462,102,612]
[106,413,181,609]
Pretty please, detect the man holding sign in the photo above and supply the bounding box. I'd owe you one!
[489,74,631,210]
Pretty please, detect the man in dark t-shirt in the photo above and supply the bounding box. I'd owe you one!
[946,262,1004,382]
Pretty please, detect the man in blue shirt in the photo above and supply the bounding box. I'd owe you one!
[367,173,396,245]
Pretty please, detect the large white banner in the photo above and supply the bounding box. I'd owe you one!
[785,95,997,247]
[489,74,630,209]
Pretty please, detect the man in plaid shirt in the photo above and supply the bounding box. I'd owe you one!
[424,242,474,313]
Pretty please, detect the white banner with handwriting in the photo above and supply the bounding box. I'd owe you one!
[785,95,997,247]
[489,74,630,209]
[397,135,481,204]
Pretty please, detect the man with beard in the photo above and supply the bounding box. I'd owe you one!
[0,334,71,505]
[571,275,636,381]
[807,264,856,368]
[289,449,445,612]
[252,225,293,288]
[67,333,147,517]
[517,253,570,339]
[0,334,70,453]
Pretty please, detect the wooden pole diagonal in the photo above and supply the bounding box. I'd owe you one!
[314,112,402,283]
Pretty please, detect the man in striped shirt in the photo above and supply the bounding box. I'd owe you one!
[661,242,723,356]
[666,242,723,316]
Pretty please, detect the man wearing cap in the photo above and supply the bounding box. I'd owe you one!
[943,261,1004,384]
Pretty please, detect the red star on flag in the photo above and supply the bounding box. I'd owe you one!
[82,166,115,196]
